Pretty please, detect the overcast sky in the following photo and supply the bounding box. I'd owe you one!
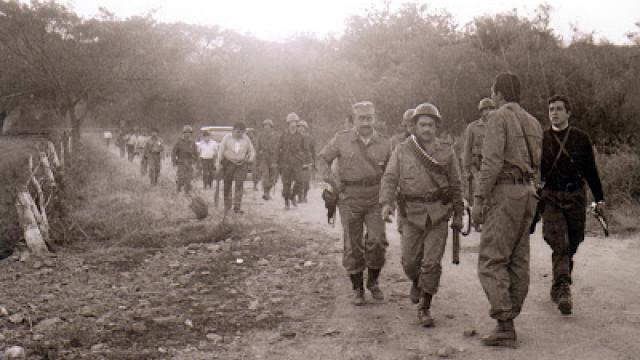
[67,0,639,44]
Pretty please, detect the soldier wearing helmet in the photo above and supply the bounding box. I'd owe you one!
[390,109,415,151]
[144,128,164,185]
[256,119,279,200]
[380,102,464,327]
[278,112,310,209]
[171,125,199,193]
[297,120,315,203]
[462,98,495,206]
[318,101,391,306]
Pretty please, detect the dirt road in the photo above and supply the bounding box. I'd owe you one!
[2,140,639,359]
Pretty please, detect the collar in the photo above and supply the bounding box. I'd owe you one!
[551,123,570,132]
[351,129,379,144]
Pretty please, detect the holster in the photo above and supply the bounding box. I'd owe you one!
[397,193,407,218]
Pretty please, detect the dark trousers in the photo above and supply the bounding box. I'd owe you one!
[126,144,135,161]
[280,165,302,200]
[201,158,215,188]
[148,153,161,185]
[223,161,247,211]
[541,187,587,286]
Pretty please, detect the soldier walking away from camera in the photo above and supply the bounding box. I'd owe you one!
[318,101,391,305]
[471,73,542,347]
[463,98,496,230]
[298,120,315,203]
[144,128,164,185]
[198,131,218,189]
[216,121,256,214]
[541,94,606,316]
[126,128,138,162]
[278,113,309,209]
[256,119,279,200]
[172,125,198,193]
[380,103,464,327]
[104,130,113,147]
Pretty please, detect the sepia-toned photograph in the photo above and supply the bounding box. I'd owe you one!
[0,0,638,358]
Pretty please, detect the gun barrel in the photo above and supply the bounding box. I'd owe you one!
[452,229,460,265]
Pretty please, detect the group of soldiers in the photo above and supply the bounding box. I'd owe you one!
[319,72,606,348]
[111,116,317,214]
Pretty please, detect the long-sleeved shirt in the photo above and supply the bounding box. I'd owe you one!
[278,130,310,169]
[541,126,604,201]
[197,139,218,159]
[216,133,255,168]
[462,118,488,179]
[476,102,543,199]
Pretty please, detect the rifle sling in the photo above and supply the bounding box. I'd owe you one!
[407,136,447,194]
[550,128,584,180]
[354,137,384,178]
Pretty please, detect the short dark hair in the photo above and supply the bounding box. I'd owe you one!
[547,94,572,112]
[202,131,210,136]
[233,121,246,131]
[492,72,521,103]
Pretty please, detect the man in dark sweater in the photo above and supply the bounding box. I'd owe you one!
[541,94,606,316]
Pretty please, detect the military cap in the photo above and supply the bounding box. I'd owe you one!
[286,112,300,122]
[183,125,193,133]
[352,101,375,116]
[298,120,309,129]
[263,119,274,127]
[233,121,247,131]
[478,98,496,111]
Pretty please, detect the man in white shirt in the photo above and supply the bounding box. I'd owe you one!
[216,122,256,214]
[198,131,218,189]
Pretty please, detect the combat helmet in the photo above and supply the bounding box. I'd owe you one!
[412,103,442,122]
[478,98,496,111]
[286,112,300,122]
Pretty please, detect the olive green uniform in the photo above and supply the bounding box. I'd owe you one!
[172,138,198,193]
[380,137,463,294]
[476,102,542,321]
[144,137,164,185]
[462,119,487,201]
[319,129,391,274]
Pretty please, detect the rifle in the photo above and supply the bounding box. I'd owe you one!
[452,226,460,265]
[321,188,338,225]
[590,202,609,237]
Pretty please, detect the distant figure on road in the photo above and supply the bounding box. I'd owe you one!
[172,125,198,193]
[256,119,280,200]
[198,131,218,190]
[216,121,255,214]
[103,130,113,147]
[297,120,315,203]
[137,128,150,176]
[126,128,138,162]
[318,101,391,306]
[471,72,542,348]
[380,103,464,327]
[144,128,164,186]
[116,130,127,158]
[540,94,606,316]
[278,112,309,210]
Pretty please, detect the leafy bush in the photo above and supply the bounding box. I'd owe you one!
[596,145,640,205]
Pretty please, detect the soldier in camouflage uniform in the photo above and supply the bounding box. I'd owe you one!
[144,128,164,185]
[171,125,198,193]
[380,103,464,327]
[278,113,309,209]
[318,101,391,305]
[389,109,415,235]
[256,119,280,200]
[463,98,495,204]
[471,73,542,347]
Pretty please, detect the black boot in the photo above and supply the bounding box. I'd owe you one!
[557,282,572,315]
[409,279,420,304]
[417,292,434,327]
[366,268,384,301]
[482,319,517,347]
[350,272,365,306]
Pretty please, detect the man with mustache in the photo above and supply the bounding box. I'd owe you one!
[318,101,391,305]
[380,103,463,327]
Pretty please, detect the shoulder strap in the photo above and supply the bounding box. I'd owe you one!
[355,138,383,177]
[407,136,448,190]
[508,108,535,171]
[550,128,584,179]
[545,127,571,180]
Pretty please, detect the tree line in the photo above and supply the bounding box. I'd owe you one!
[1,1,639,149]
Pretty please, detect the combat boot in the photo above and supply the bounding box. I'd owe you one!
[482,319,517,347]
[366,268,384,302]
[557,283,572,315]
[350,272,365,306]
[417,293,434,327]
[409,280,420,304]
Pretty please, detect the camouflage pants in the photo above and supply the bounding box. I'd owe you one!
[541,188,586,286]
[338,194,388,274]
[478,184,537,321]
[176,162,194,193]
[223,162,247,211]
[259,161,278,194]
[147,153,161,185]
[400,218,448,295]
[280,166,302,200]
